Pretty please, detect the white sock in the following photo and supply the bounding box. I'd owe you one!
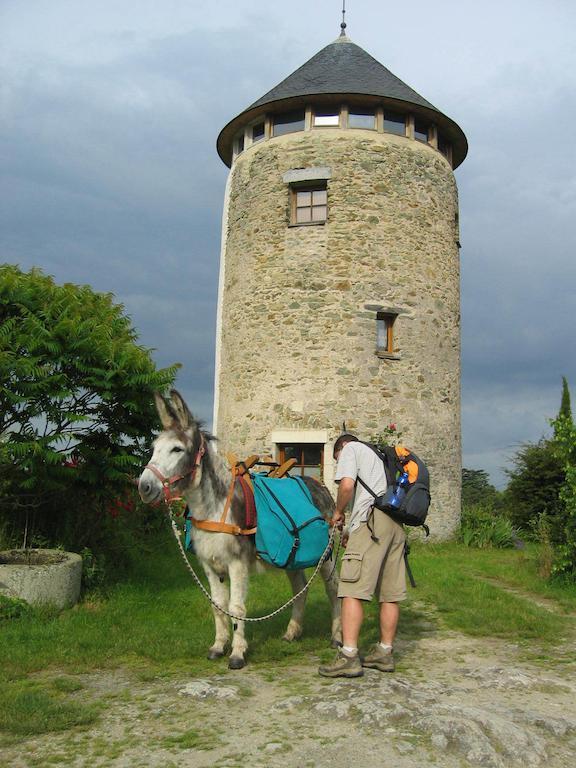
[341,645,358,657]
[379,642,393,652]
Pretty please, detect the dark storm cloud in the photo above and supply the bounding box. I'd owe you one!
[457,63,576,483]
[0,23,288,421]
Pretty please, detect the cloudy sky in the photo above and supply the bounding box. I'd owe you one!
[2,0,575,487]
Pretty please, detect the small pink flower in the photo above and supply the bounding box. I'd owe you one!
[388,423,396,431]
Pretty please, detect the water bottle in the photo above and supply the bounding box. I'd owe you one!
[389,472,409,509]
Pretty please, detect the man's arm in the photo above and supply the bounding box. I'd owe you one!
[332,476,355,530]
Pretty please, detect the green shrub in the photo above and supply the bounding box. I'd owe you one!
[0,595,32,621]
[460,504,519,549]
[80,547,107,592]
[531,513,554,578]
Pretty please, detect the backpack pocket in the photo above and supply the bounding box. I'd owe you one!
[400,483,431,525]
[340,551,363,582]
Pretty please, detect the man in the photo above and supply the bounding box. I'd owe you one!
[318,433,407,678]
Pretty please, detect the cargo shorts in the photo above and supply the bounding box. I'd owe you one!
[337,509,407,603]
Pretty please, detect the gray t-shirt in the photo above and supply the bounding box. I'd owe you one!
[335,441,388,532]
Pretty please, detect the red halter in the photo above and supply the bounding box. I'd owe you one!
[145,437,205,504]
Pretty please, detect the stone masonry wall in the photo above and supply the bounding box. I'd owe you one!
[214,129,461,539]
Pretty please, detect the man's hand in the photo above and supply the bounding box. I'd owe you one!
[331,509,345,530]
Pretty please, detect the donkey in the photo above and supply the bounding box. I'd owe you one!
[138,390,342,669]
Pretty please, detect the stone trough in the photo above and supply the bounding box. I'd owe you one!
[0,549,82,609]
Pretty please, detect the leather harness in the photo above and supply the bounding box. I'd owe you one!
[191,470,257,536]
[145,442,257,536]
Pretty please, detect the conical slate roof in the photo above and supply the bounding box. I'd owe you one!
[217,34,467,168]
[248,35,438,113]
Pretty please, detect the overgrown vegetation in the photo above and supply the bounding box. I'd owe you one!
[459,503,518,549]
[0,264,178,566]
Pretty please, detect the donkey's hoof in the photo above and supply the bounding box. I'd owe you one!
[228,655,246,670]
[207,648,225,660]
[282,620,302,642]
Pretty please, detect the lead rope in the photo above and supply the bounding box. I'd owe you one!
[166,505,340,623]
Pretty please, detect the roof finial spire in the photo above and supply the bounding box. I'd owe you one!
[340,0,347,36]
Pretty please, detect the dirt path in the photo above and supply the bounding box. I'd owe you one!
[3,616,576,768]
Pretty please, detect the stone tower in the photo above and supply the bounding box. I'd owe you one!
[213,30,468,538]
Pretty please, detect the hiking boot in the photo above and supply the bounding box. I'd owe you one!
[362,644,395,672]
[318,650,364,678]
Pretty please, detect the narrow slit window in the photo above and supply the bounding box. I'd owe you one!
[376,312,397,355]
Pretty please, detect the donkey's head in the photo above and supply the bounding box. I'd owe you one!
[138,390,206,505]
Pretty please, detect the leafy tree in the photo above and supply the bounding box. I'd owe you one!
[502,439,564,539]
[0,264,179,552]
[461,468,498,509]
[501,379,573,540]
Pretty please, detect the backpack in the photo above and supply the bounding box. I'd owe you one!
[358,443,431,536]
[252,474,329,569]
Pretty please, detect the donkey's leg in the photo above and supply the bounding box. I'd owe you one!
[227,557,250,669]
[320,555,342,647]
[282,569,307,642]
[202,562,230,659]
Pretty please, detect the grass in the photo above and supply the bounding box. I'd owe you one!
[1,530,575,739]
[160,728,222,750]
[0,679,99,737]
[408,541,576,643]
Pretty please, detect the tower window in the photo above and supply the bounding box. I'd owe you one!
[234,132,245,156]
[290,184,327,225]
[376,312,397,356]
[314,108,340,127]
[278,443,324,480]
[414,119,429,143]
[273,110,305,136]
[383,111,406,136]
[438,133,452,160]
[349,108,376,129]
[252,122,265,142]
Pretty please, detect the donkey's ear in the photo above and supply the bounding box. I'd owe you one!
[154,392,177,429]
[169,389,193,429]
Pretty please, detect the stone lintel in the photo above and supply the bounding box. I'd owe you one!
[270,429,329,444]
[364,303,413,317]
[282,167,332,184]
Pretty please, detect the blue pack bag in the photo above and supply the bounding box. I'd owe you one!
[252,474,329,569]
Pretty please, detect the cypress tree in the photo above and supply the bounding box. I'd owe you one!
[559,376,573,423]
